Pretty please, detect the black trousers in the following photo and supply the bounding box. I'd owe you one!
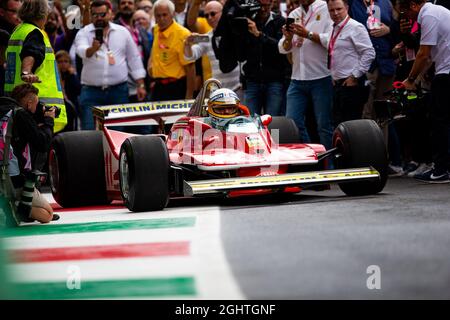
[430,73,450,172]
[332,79,370,126]
[151,77,187,102]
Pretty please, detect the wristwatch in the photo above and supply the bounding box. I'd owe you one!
[307,31,314,40]
[21,71,31,77]
[138,83,145,89]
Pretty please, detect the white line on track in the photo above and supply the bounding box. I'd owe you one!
[9,256,196,282]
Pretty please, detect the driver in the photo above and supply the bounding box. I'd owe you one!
[207,88,249,121]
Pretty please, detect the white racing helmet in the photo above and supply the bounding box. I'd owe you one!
[207,88,241,119]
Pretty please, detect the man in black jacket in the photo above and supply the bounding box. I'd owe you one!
[243,0,288,116]
[242,0,289,116]
[214,0,289,116]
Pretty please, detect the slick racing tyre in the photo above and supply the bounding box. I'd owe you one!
[49,131,108,207]
[333,119,388,196]
[119,136,169,212]
[268,116,301,144]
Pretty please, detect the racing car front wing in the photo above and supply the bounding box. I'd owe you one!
[183,167,380,196]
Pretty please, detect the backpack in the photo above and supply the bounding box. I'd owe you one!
[0,96,21,227]
[0,97,20,176]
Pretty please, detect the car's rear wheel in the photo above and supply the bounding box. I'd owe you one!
[119,136,169,212]
[333,119,388,196]
[268,116,301,144]
[49,131,108,207]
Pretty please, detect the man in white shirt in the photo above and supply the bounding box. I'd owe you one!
[278,0,334,150]
[74,0,147,130]
[183,1,241,92]
[402,0,450,183]
[327,0,375,125]
[173,0,188,25]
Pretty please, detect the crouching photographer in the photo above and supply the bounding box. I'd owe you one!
[8,83,59,223]
[213,0,289,116]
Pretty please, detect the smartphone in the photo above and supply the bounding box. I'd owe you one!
[286,17,295,29]
[192,34,210,43]
[399,11,407,21]
[95,27,103,44]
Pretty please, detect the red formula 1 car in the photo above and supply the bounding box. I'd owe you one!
[49,79,388,212]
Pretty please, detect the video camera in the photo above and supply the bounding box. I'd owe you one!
[225,0,261,35]
[226,0,261,20]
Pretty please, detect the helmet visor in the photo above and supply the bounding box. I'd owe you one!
[209,104,240,118]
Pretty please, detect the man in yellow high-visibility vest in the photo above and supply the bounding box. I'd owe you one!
[4,0,67,133]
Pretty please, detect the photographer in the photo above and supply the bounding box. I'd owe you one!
[213,0,289,116]
[9,83,58,223]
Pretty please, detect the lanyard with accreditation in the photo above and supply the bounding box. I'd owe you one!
[327,15,351,70]
[293,5,321,47]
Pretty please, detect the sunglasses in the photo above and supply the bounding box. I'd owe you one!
[91,12,107,18]
[204,11,218,19]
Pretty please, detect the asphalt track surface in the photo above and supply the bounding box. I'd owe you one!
[217,176,450,299]
[3,176,450,299]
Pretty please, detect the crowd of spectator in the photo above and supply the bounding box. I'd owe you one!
[1,0,449,194]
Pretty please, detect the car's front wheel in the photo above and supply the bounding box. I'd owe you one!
[119,136,169,212]
[333,119,388,196]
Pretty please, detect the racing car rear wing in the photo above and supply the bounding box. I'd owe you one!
[92,100,195,128]
[184,167,380,196]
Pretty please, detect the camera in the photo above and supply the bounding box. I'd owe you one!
[226,0,261,20]
[44,105,61,118]
[226,0,261,35]
[36,102,60,119]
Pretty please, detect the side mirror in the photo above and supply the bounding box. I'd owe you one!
[260,114,272,126]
